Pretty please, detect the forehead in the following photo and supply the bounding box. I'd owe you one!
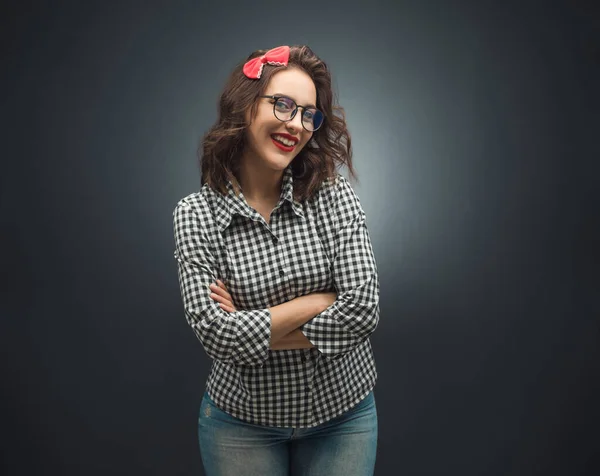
[264,68,317,105]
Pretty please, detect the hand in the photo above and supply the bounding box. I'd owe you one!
[209,279,237,313]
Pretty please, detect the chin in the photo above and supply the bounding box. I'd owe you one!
[265,152,296,170]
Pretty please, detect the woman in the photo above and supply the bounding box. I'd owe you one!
[173,45,381,475]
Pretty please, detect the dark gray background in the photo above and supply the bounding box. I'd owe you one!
[2,0,599,475]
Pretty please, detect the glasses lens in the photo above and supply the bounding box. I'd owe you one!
[302,108,324,131]
[274,97,295,121]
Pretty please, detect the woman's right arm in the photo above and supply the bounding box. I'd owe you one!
[174,200,274,367]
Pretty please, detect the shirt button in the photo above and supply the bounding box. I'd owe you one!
[279,268,285,277]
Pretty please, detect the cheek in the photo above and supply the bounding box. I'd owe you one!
[301,133,313,147]
[253,119,276,139]
[248,121,268,141]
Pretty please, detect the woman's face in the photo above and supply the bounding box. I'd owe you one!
[243,68,317,173]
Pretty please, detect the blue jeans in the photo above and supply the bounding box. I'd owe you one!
[198,390,378,476]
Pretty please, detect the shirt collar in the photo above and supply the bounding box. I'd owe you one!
[211,164,305,232]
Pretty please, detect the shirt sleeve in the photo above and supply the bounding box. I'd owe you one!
[173,198,271,367]
[301,175,380,360]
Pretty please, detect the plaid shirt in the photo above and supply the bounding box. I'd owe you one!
[173,165,380,428]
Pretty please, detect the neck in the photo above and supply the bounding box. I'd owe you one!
[237,156,285,204]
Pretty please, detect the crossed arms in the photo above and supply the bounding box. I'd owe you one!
[208,279,335,350]
[173,177,380,366]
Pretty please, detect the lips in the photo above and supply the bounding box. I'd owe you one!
[271,133,298,145]
[270,133,298,152]
[271,137,295,152]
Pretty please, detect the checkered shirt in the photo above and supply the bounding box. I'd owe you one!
[173,164,380,428]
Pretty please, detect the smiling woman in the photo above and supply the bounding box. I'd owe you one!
[238,67,317,192]
[173,44,380,476]
[199,45,356,203]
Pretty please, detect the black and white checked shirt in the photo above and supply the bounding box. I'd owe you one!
[173,164,380,428]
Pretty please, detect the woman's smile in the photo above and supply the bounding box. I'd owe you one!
[270,134,297,152]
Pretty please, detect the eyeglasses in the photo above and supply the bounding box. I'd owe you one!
[259,95,324,132]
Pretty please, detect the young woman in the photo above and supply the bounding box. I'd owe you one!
[173,45,381,476]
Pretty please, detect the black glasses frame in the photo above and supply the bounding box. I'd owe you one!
[258,95,324,132]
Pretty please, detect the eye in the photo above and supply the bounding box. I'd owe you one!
[275,97,295,111]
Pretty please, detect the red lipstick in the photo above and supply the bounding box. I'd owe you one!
[271,133,298,152]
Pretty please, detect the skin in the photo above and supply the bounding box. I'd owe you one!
[238,67,317,204]
[209,280,236,313]
[209,67,324,348]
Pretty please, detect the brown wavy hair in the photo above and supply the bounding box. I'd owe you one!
[199,45,357,202]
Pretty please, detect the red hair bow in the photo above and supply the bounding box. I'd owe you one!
[243,46,290,79]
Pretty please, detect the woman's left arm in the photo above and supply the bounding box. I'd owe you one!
[300,175,380,360]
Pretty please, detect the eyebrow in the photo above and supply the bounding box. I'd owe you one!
[271,92,317,109]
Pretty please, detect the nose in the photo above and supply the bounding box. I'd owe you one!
[285,110,304,133]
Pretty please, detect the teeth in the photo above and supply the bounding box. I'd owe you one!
[272,135,295,147]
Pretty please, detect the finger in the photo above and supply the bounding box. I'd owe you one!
[212,283,233,302]
[216,280,232,298]
[219,302,236,313]
[210,293,237,312]
[210,293,235,311]
[209,292,231,306]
